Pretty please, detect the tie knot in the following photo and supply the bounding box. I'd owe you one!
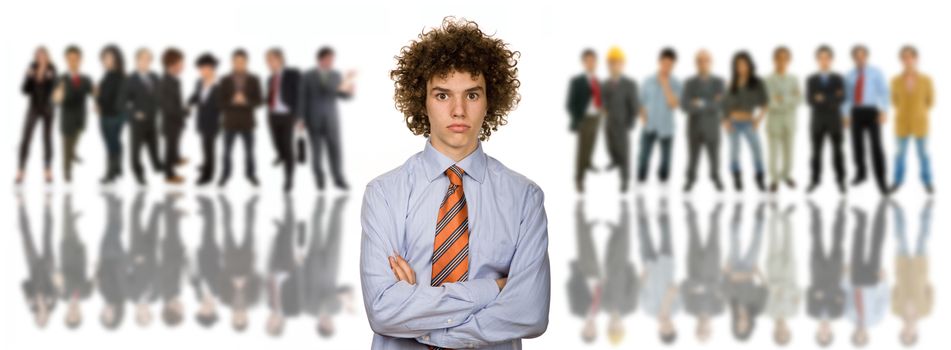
[445,165,465,186]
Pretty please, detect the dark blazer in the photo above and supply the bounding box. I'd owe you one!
[96,71,126,117]
[22,63,57,110]
[218,72,263,131]
[806,72,846,128]
[124,71,161,123]
[59,73,94,135]
[297,69,351,130]
[266,67,301,116]
[159,73,187,132]
[188,80,221,135]
[566,73,594,131]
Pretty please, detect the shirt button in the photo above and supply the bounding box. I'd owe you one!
[446,318,452,324]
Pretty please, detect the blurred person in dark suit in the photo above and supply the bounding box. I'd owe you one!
[601,47,640,193]
[159,48,188,184]
[54,45,94,183]
[218,49,263,187]
[265,48,302,192]
[124,48,165,185]
[565,49,601,193]
[189,53,222,186]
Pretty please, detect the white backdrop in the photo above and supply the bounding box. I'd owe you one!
[2,0,946,349]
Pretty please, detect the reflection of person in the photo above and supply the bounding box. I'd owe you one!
[265,195,304,337]
[844,201,889,348]
[59,194,92,329]
[806,46,848,194]
[124,48,164,185]
[127,191,162,327]
[96,45,128,184]
[192,195,221,328]
[18,194,57,328]
[55,45,94,183]
[304,195,352,338]
[362,18,550,350]
[96,193,127,330]
[159,48,188,184]
[189,54,221,186]
[637,197,679,345]
[889,46,934,195]
[681,50,726,192]
[723,202,767,341]
[265,48,302,192]
[891,199,932,347]
[843,45,890,195]
[567,200,601,344]
[765,203,799,346]
[566,49,601,193]
[764,47,801,192]
[637,48,681,185]
[807,200,846,347]
[602,200,638,345]
[159,193,187,327]
[298,46,354,190]
[16,47,57,184]
[220,195,261,332]
[601,47,639,192]
[681,202,724,343]
[722,52,768,192]
[218,49,263,187]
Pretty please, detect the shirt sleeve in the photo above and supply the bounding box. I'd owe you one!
[875,69,890,112]
[419,184,551,349]
[360,181,501,339]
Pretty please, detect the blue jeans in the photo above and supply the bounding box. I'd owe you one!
[99,114,127,157]
[892,136,932,186]
[728,121,764,173]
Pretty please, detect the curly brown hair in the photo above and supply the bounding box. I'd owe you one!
[391,17,521,140]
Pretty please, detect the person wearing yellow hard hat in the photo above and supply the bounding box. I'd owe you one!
[602,46,640,193]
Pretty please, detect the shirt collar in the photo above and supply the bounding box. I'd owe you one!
[422,139,486,184]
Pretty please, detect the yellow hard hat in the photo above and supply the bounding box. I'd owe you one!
[607,46,625,62]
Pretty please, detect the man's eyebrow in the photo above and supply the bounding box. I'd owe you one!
[465,86,485,92]
[429,86,486,93]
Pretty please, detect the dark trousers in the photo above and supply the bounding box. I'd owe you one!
[18,107,54,170]
[129,121,163,179]
[61,132,82,181]
[163,126,183,178]
[269,113,296,185]
[308,124,345,187]
[574,116,600,186]
[637,131,673,182]
[850,107,888,191]
[99,115,127,175]
[810,122,846,185]
[685,132,720,183]
[221,130,256,182]
[850,204,886,286]
[197,131,218,182]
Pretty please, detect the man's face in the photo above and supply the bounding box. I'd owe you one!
[901,51,917,70]
[696,51,711,74]
[266,53,282,72]
[233,56,248,73]
[775,51,790,71]
[425,70,487,154]
[582,54,597,73]
[137,52,152,71]
[169,61,184,76]
[607,59,624,76]
[199,65,216,80]
[66,52,81,71]
[853,49,868,66]
[659,57,675,75]
[319,54,334,70]
[817,52,832,70]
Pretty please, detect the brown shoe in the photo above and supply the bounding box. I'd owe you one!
[176,158,189,167]
[166,175,185,184]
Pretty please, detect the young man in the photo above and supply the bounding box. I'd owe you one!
[843,45,890,195]
[681,50,726,192]
[265,48,302,192]
[159,48,188,184]
[54,45,94,183]
[218,49,263,187]
[298,46,355,191]
[889,45,934,195]
[806,45,848,194]
[637,48,682,184]
[361,18,550,349]
[566,49,601,193]
[764,46,801,192]
[189,54,221,186]
[124,48,164,185]
[601,46,640,193]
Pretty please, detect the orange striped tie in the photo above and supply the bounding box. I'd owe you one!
[428,165,469,350]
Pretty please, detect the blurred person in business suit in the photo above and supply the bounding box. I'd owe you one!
[681,50,726,193]
[298,46,355,190]
[189,53,222,186]
[805,45,848,194]
[601,47,639,193]
[159,48,189,184]
[124,48,165,185]
[54,45,94,183]
[843,45,890,195]
[265,48,302,192]
[764,46,801,193]
[566,49,602,193]
[218,49,263,188]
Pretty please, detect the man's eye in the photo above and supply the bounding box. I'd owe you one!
[436,93,448,100]
[467,93,479,100]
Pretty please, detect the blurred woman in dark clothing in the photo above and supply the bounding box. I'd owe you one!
[97,45,128,184]
[16,47,57,184]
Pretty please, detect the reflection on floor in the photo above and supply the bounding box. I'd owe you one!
[568,196,933,348]
[17,191,353,337]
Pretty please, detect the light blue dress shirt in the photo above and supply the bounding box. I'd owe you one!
[360,140,551,349]
[843,65,890,116]
[640,73,683,137]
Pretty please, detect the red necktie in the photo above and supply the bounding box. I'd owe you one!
[853,69,864,105]
[269,74,279,109]
[71,74,80,88]
[590,78,602,109]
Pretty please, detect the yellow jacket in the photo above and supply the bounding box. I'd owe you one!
[891,73,934,137]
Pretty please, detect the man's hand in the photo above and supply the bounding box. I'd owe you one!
[495,278,507,291]
[843,117,851,128]
[388,254,417,285]
[233,92,247,105]
[814,93,825,103]
[878,112,887,125]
